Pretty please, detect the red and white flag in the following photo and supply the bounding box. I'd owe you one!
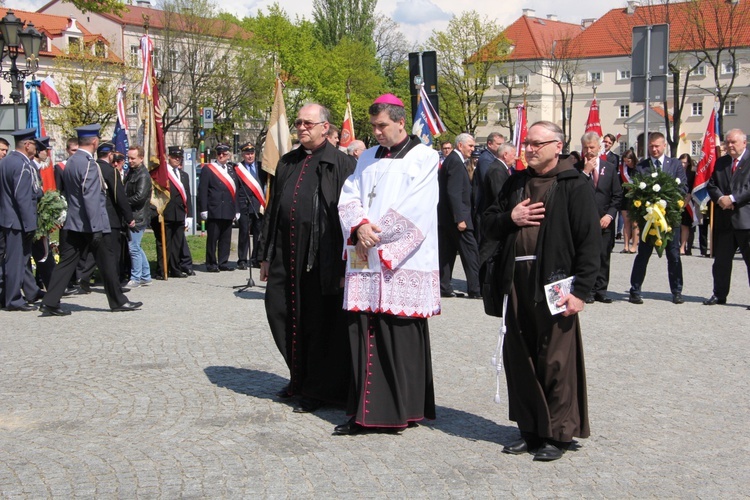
[419,85,447,136]
[692,107,718,205]
[339,100,355,148]
[585,98,603,137]
[39,75,60,105]
[513,104,527,171]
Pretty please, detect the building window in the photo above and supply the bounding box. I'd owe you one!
[478,108,488,122]
[691,141,702,157]
[560,72,570,83]
[153,48,162,70]
[561,106,571,121]
[721,62,736,75]
[130,45,140,67]
[690,65,706,76]
[619,141,628,155]
[691,102,703,116]
[68,36,81,52]
[496,75,509,86]
[498,108,509,122]
[515,74,528,85]
[617,69,631,80]
[587,70,602,82]
[619,105,630,118]
[94,41,106,58]
[169,50,180,72]
[725,99,736,115]
[130,95,140,115]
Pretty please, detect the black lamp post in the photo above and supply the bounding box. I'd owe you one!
[0,10,44,128]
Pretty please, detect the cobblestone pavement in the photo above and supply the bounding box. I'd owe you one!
[1,240,749,498]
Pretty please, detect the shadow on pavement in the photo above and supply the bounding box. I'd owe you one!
[204,366,288,400]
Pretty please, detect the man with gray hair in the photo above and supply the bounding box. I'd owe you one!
[346,140,366,159]
[438,132,481,298]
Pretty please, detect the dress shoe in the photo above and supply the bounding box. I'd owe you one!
[585,296,595,304]
[186,270,196,276]
[237,262,248,270]
[441,292,456,298]
[629,292,643,305]
[206,267,220,273]
[219,266,234,271]
[6,303,38,312]
[594,293,613,304]
[467,292,482,299]
[121,286,131,293]
[292,398,324,413]
[169,272,188,278]
[672,293,685,304]
[333,418,364,436]
[502,438,535,455]
[154,274,166,281]
[703,295,726,306]
[111,301,143,312]
[533,442,566,462]
[40,304,71,316]
[63,286,79,296]
[26,290,46,303]
[275,384,293,399]
[78,281,92,294]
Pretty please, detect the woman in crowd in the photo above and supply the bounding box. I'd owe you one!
[678,153,696,255]
[620,149,640,254]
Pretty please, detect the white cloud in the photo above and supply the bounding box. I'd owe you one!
[392,0,452,25]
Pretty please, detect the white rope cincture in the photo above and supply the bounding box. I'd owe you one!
[491,294,509,404]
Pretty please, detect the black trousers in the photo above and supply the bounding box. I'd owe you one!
[237,212,262,265]
[438,224,480,295]
[153,219,187,276]
[180,235,193,273]
[711,227,750,300]
[2,228,41,308]
[592,227,614,295]
[205,218,232,269]
[629,226,683,295]
[43,230,127,310]
[31,236,56,289]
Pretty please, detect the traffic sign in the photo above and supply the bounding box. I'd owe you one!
[203,107,214,129]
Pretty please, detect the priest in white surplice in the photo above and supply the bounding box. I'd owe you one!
[334,94,440,435]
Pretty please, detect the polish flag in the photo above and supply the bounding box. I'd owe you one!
[39,75,60,105]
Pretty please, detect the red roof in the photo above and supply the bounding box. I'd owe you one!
[479,15,583,62]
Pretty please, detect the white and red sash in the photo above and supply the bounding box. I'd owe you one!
[167,167,187,206]
[234,162,266,208]
[56,160,66,170]
[204,162,236,200]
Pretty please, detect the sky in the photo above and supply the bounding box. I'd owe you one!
[11,0,620,43]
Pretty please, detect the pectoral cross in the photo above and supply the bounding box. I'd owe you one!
[368,186,377,208]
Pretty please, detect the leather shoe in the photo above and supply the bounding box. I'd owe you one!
[293,398,324,413]
[237,262,248,270]
[467,292,482,299]
[703,295,726,306]
[26,290,45,303]
[441,292,456,298]
[78,281,92,294]
[111,301,143,312]
[206,267,220,273]
[533,442,566,462]
[63,286,79,296]
[502,438,535,455]
[585,296,595,304]
[333,418,364,436]
[6,303,38,312]
[672,293,685,304]
[40,304,71,316]
[594,293,613,303]
[275,384,293,399]
[169,272,188,278]
[154,275,166,281]
[219,266,234,271]
[629,292,643,304]
[186,270,196,276]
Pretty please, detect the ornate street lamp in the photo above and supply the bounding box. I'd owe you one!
[0,10,44,127]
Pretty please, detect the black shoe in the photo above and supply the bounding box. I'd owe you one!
[585,296,595,304]
[275,384,293,399]
[26,290,46,303]
[121,286,131,293]
[206,267,220,273]
[237,262,248,270]
[293,398,324,413]
[187,270,196,276]
[251,261,261,269]
[219,266,234,271]
[169,272,188,278]
[672,293,685,304]
[615,232,623,240]
[79,281,92,293]
[63,286,79,296]
[441,292,456,298]
[6,303,38,312]
[40,304,71,316]
[502,438,534,455]
[333,418,364,436]
[467,292,482,299]
[112,301,143,312]
[594,293,613,304]
[154,275,166,281]
[629,292,643,304]
[533,442,566,462]
[703,295,726,306]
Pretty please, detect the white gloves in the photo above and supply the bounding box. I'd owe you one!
[200,211,208,220]
[185,217,193,229]
[235,212,240,221]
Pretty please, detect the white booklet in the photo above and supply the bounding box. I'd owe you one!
[345,245,380,273]
[543,276,575,315]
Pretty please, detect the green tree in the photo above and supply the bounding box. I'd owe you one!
[424,11,507,136]
[312,0,377,49]
[67,0,128,15]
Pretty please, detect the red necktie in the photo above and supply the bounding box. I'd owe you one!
[732,158,739,174]
[592,166,599,187]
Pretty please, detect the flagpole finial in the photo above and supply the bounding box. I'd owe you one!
[142,14,150,33]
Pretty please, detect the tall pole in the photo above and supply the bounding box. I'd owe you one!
[644,25,652,151]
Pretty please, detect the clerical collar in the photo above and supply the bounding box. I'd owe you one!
[303,141,328,155]
[376,135,410,159]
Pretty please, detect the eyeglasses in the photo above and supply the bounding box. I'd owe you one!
[242,148,255,153]
[522,139,559,151]
[294,119,325,128]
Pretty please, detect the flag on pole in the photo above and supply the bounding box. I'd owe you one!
[339,100,355,148]
[26,81,47,138]
[262,77,293,176]
[39,75,61,106]
[112,84,130,157]
[585,98,603,137]
[691,107,718,217]
[138,34,169,211]
[412,90,434,146]
[418,84,447,136]
[512,103,527,171]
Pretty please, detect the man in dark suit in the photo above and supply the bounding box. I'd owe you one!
[235,142,266,270]
[602,133,620,168]
[438,133,481,298]
[703,129,750,307]
[476,142,514,246]
[629,132,688,305]
[198,143,239,272]
[155,146,193,278]
[40,124,142,316]
[576,133,623,303]
[0,128,43,311]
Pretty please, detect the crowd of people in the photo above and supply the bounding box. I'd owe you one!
[2,96,748,463]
